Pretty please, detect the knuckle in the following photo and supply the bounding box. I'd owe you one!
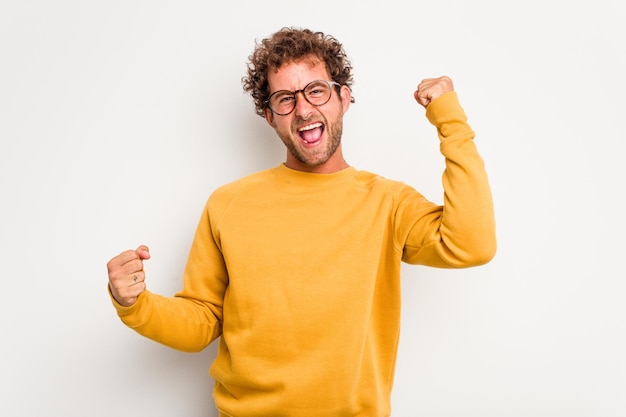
[130,259,144,272]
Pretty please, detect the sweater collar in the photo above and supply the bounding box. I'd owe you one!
[273,163,356,187]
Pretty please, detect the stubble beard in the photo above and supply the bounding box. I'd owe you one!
[278,115,344,167]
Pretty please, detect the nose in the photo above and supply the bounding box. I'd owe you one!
[293,90,314,119]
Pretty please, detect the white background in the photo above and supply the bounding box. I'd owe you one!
[1,1,625,416]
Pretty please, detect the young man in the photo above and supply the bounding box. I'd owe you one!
[107,27,496,417]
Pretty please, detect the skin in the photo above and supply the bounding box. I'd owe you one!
[263,58,352,174]
[107,55,454,307]
[108,245,150,307]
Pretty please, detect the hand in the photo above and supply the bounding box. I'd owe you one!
[414,76,454,108]
[107,245,151,307]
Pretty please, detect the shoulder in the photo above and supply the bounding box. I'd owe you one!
[352,169,415,195]
[207,167,276,205]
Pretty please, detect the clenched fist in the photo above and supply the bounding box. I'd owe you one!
[107,245,151,307]
[414,76,454,108]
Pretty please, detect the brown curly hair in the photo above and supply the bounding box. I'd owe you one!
[242,27,354,117]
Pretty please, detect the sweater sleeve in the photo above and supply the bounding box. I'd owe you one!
[110,198,226,352]
[400,91,496,267]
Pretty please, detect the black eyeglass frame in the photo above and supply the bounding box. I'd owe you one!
[264,79,342,116]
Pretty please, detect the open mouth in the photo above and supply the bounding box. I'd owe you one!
[298,122,324,145]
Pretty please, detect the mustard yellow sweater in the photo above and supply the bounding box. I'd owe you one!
[112,92,496,417]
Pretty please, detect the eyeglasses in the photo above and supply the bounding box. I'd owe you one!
[265,79,341,116]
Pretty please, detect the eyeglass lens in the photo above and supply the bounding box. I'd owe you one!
[269,80,333,115]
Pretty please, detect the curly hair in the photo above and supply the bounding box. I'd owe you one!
[242,27,354,117]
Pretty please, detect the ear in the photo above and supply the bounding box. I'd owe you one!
[339,85,352,113]
[264,107,275,127]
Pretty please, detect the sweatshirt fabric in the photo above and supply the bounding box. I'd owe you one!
[112,91,496,417]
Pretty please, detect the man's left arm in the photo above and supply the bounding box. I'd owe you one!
[403,76,496,267]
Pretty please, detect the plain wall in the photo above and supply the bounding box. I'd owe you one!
[1,1,625,416]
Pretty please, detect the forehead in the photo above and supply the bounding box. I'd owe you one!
[268,58,331,91]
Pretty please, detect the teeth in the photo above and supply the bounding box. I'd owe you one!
[298,122,322,132]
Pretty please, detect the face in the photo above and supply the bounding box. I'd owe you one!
[264,58,352,174]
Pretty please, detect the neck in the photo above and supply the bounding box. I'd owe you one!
[285,155,350,174]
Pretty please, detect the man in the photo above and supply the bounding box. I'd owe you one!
[107,27,496,417]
